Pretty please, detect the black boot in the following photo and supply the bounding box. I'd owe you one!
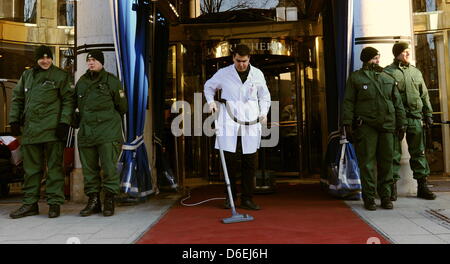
[363,198,376,211]
[380,197,394,209]
[240,199,260,210]
[417,178,436,200]
[103,191,115,217]
[390,181,398,201]
[9,203,39,219]
[48,204,60,218]
[80,193,102,217]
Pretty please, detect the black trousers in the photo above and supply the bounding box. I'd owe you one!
[223,136,257,202]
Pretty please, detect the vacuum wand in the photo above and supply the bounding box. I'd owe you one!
[213,107,254,224]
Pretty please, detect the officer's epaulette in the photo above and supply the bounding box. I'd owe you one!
[106,72,121,82]
[106,72,116,78]
[24,67,35,74]
[381,71,399,85]
[53,66,68,75]
[382,70,393,77]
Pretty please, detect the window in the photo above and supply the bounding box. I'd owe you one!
[59,48,75,83]
[0,42,38,80]
[0,0,37,23]
[200,0,278,14]
[412,0,445,12]
[58,0,75,26]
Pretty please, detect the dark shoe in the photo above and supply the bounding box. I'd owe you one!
[240,199,260,210]
[417,178,436,200]
[48,204,60,218]
[80,193,102,217]
[380,197,394,209]
[9,203,39,219]
[363,199,376,211]
[103,191,115,217]
[390,181,397,201]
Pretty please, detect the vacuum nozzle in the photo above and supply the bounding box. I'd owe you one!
[222,213,254,224]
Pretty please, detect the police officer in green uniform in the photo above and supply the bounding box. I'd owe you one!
[9,45,74,219]
[384,42,436,201]
[342,47,406,211]
[74,50,127,217]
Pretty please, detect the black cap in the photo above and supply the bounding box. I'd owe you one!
[360,47,380,63]
[392,42,410,57]
[35,45,53,62]
[86,49,104,65]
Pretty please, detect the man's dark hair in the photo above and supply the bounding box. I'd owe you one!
[231,44,251,57]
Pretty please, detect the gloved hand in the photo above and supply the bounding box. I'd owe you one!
[9,122,21,136]
[55,123,70,140]
[259,115,267,125]
[343,125,353,140]
[71,112,80,129]
[209,102,218,113]
[425,116,433,129]
[397,126,406,141]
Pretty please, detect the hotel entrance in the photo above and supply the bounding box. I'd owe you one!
[162,20,326,187]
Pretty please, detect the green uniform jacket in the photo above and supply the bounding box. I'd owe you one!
[75,69,127,147]
[9,65,74,145]
[341,67,407,132]
[384,61,433,119]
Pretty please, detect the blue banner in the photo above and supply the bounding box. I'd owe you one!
[112,0,153,197]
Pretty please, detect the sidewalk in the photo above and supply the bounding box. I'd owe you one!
[0,192,180,244]
[1,186,450,244]
[346,191,450,244]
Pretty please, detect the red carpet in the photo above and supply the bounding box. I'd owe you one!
[137,183,389,244]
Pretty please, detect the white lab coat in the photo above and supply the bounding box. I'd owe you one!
[204,64,271,154]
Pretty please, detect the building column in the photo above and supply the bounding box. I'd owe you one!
[189,0,200,18]
[353,0,417,196]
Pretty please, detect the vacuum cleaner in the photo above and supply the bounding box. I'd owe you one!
[214,100,261,224]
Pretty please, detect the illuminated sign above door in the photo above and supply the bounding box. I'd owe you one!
[208,39,294,58]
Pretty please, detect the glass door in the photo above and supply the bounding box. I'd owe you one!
[415,32,447,174]
[263,69,300,176]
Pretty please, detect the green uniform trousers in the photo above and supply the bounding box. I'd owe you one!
[22,141,65,205]
[393,118,429,181]
[79,142,121,195]
[354,124,394,200]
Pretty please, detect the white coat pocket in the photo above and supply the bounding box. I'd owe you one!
[246,83,258,101]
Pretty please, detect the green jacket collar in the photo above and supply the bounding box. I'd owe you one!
[393,59,410,69]
[32,64,55,75]
[84,68,107,82]
[362,63,383,72]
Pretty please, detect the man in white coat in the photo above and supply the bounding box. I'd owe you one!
[204,44,271,210]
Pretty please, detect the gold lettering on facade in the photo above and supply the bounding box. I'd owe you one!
[208,40,292,58]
